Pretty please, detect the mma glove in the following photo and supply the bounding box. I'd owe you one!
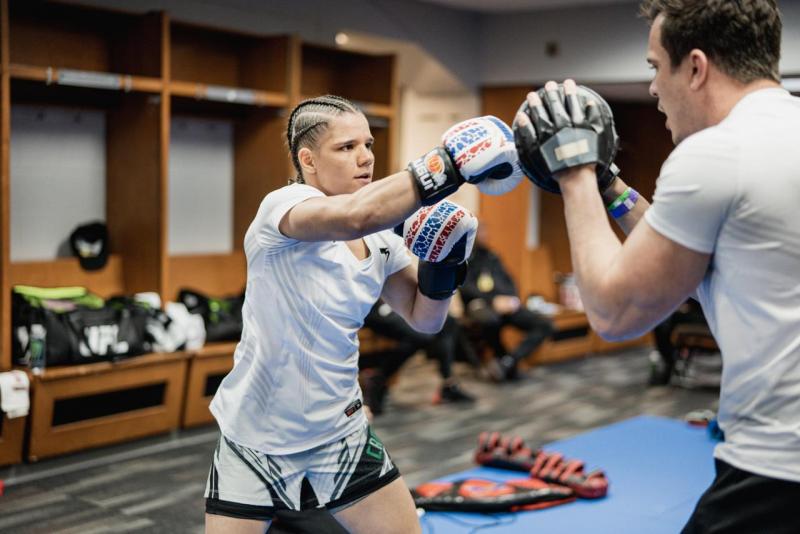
[394,200,477,300]
[409,116,525,206]
[513,84,619,194]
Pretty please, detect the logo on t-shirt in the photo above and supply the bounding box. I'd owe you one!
[379,247,390,261]
[344,398,363,417]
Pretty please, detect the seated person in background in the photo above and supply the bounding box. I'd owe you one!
[649,299,708,385]
[461,225,554,381]
[359,299,478,414]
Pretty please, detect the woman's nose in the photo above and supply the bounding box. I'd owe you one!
[359,146,374,166]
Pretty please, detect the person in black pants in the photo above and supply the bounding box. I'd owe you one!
[460,228,554,382]
[359,300,478,414]
[649,299,707,385]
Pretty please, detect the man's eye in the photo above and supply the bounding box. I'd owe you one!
[366,142,374,151]
[341,144,354,151]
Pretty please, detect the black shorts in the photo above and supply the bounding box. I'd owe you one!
[205,424,400,521]
[682,458,800,534]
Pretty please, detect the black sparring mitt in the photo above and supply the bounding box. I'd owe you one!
[513,83,619,194]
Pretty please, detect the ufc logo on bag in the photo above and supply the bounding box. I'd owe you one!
[79,325,129,357]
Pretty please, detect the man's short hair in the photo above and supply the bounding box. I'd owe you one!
[640,0,782,84]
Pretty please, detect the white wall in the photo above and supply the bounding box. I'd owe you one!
[399,88,481,212]
[481,3,647,85]
[10,107,236,261]
[10,106,106,261]
[481,1,800,86]
[168,117,234,255]
[779,1,800,76]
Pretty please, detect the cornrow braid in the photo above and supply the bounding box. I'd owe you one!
[286,95,361,184]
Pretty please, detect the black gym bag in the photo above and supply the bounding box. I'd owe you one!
[12,286,149,368]
[177,288,245,342]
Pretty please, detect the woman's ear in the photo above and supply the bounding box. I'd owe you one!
[298,147,316,176]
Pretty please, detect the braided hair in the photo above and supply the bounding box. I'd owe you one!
[286,95,361,184]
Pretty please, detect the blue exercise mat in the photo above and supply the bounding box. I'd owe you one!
[419,415,717,534]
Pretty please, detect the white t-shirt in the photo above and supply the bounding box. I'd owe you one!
[210,183,412,454]
[645,88,800,482]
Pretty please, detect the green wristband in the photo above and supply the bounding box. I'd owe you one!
[607,187,639,218]
[607,188,631,210]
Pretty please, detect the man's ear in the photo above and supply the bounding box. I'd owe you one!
[688,49,709,90]
[298,147,316,176]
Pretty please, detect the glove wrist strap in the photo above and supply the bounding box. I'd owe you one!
[417,259,468,300]
[408,147,463,206]
[598,163,620,193]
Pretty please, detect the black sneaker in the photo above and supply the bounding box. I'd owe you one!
[435,383,476,404]
[487,355,517,382]
[647,350,672,386]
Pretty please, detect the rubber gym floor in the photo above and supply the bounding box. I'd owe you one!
[0,347,718,533]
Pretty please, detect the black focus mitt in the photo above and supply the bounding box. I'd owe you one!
[513,82,619,194]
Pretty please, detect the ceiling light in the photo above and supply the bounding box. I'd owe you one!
[335,32,349,46]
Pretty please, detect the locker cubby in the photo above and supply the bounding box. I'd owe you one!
[0,0,398,463]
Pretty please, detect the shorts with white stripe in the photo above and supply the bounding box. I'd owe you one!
[205,423,399,521]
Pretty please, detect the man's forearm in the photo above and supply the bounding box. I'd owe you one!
[558,167,626,331]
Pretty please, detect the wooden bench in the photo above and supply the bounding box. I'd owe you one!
[23,351,189,461]
[515,246,651,366]
[10,256,192,461]
[528,309,593,364]
[0,414,26,467]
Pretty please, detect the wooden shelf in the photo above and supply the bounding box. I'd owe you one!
[166,253,246,302]
[9,255,126,298]
[8,64,163,93]
[8,3,164,79]
[360,102,395,119]
[299,94,393,119]
[170,80,287,107]
[171,23,290,94]
[301,44,394,106]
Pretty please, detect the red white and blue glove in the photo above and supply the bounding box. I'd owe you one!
[395,200,478,300]
[408,116,525,206]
